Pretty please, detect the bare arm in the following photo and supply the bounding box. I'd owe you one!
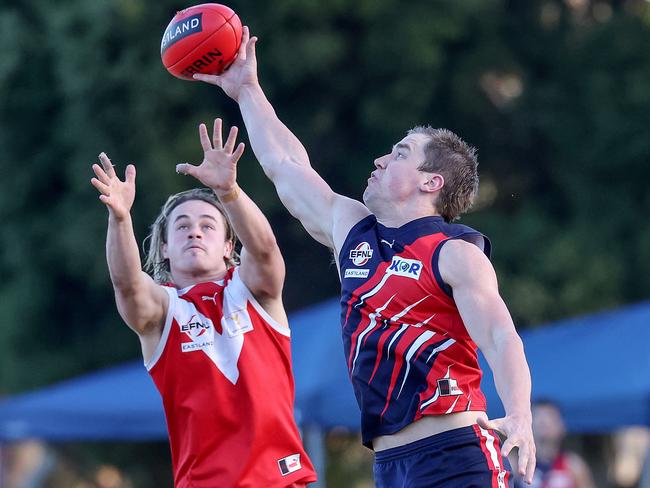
[176,120,286,322]
[91,154,168,345]
[194,27,369,252]
[439,239,535,484]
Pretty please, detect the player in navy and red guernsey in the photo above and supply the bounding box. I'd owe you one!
[91,119,316,488]
[197,26,536,486]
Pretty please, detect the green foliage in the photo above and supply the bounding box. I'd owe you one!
[0,0,648,389]
[0,0,649,484]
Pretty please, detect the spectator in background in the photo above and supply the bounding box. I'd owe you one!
[515,400,595,488]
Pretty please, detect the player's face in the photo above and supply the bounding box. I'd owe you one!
[163,199,233,279]
[532,404,566,443]
[363,133,430,211]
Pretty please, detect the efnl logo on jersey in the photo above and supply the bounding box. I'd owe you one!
[349,242,373,266]
[180,316,214,352]
[387,256,423,280]
[346,242,373,279]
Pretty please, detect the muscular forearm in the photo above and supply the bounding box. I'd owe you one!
[485,331,532,420]
[106,214,146,291]
[237,84,310,175]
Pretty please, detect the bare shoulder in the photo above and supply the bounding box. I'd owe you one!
[438,238,495,288]
[331,195,372,252]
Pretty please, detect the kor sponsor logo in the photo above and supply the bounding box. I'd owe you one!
[349,242,373,266]
[161,13,203,53]
[386,256,423,280]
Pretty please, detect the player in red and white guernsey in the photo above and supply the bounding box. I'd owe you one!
[196,27,537,486]
[515,401,594,488]
[91,119,316,488]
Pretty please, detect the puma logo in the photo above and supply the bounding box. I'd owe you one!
[201,292,219,305]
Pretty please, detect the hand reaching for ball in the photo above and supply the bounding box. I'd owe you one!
[175,118,245,197]
[193,26,259,101]
[91,153,136,221]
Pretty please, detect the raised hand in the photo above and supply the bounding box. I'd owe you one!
[91,153,136,221]
[478,415,536,484]
[176,118,245,195]
[193,25,258,101]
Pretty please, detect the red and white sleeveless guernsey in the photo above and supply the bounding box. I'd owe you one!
[146,267,316,488]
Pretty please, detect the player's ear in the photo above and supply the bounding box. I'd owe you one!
[162,243,169,260]
[421,173,444,193]
[223,239,234,261]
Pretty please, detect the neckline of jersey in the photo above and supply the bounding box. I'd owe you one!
[173,279,225,295]
[375,215,445,236]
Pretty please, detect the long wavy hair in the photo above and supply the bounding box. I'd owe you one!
[143,188,239,284]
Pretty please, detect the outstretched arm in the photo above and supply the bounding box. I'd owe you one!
[439,239,535,484]
[194,27,369,253]
[91,154,168,355]
[176,119,287,323]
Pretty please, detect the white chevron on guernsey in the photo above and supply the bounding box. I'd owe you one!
[412,313,437,328]
[354,272,392,309]
[385,298,431,358]
[426,337,455,363]
[387,313,437,358]
[445,395,461,413]
[391,295,430,322]
[420,386,440,410]
[396,330,436,398]
[386,324,409,359]
[351,294,396,373]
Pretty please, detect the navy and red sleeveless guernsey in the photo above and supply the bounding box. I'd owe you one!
[146,267,316,488]
[339,215,492,447]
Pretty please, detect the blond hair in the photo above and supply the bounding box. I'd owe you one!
[143,188,239,284]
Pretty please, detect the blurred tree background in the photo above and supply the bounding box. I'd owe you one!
[0,0,649,486]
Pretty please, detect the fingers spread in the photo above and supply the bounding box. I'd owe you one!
[199,123,212,152]
[500,438,515,458]
[477,416,498,432]
[92,164,110,184]
[91,177,110,195]
[125,164,136,183]
[525,449,536,483]
[248,36,258,59]
[98,152,116,177]
[176,163,197,177]
[213,118,223,149]
[238,26,249,60]
[224,125,238,153]
[232,142,245,164]
[193,73,221,86]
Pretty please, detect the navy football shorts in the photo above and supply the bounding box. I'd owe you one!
[373,424,512,488]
